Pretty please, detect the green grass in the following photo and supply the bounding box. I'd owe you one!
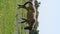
[0,0,29,34]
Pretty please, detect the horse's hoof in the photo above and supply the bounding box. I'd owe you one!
[24,26,32,30]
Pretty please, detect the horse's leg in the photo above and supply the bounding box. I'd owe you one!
[21,18,27,20]
[21,20,26,23]
[18,5,27,9]
[21,18,29,23]
[24,1,33,5]
[18,1,33,9]
[24,26,32,30]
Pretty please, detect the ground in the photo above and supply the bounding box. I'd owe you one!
[0,0,29,34]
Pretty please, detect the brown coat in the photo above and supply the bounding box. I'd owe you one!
[26,2,36,29]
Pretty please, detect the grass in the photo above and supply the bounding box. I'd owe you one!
[0,0,29,34]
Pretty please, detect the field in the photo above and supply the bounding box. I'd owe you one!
[0,0,29,34]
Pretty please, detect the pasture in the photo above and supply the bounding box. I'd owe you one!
[0,0,29,34]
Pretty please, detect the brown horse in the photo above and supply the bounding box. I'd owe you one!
[18,1,36,31]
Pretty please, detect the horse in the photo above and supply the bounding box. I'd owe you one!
[18,1,36,31]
